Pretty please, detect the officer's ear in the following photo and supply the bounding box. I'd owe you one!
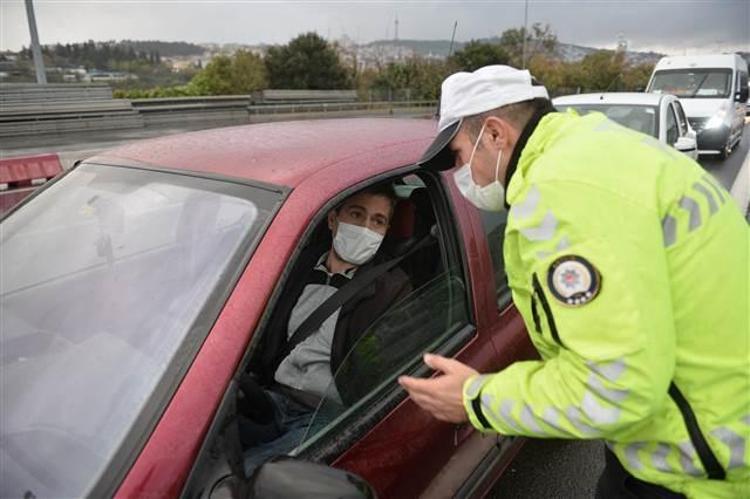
[484,116,516,151]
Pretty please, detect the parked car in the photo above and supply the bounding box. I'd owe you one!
[0,118,537,499]
[646,53,749,158]
[553,92,699,161]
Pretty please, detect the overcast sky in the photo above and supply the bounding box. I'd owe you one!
[1,0,748,55]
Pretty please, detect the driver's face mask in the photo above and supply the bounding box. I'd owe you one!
[332,221,384,265]
[453,121,506,212]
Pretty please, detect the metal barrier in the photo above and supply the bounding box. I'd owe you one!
[251,89,358,104]
[0,153,62,216]
[130,95,253,127]
[247,100,437,115]
[0,83,113,104]
[1,83,436,138]
[0,83,143,137]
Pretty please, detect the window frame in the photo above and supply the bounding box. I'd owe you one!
[475,208,513,312]
[235,164,477,465]
[672,101,689,136]
[665,104,680,145]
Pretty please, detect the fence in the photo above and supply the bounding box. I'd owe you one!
[1,84,436,138]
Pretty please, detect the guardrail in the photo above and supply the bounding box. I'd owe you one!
[1,87,436,138]
[247,100,437,115]
[251,89,358,104]
[0,83,113,105]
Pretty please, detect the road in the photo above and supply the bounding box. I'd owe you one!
[489,126,749,498]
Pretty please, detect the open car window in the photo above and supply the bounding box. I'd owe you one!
[291,176,471,451]
[298,264,469,449]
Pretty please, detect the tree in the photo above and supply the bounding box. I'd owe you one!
[622,62,654,91]
[370,57,450,100]
[265,32,350,89]
[230,50,268,93]
[189,55,235,95]
[579,50,626,91]
[499,23,557,68]
[448,40,510,72]
[187,51,267,95]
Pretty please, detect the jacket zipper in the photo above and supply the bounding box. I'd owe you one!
[668,382,725,480]
[531,273,564,348]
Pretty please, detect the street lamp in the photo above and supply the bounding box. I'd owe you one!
[521,0,529,69]
[25,0,47,84]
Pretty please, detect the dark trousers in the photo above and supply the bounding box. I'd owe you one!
[595,446,687,498]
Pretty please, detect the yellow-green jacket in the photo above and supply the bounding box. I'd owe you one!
[463,110,749,498]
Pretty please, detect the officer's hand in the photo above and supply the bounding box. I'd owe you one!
[398,353,478,423]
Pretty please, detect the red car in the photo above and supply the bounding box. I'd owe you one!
[0,118,536,498]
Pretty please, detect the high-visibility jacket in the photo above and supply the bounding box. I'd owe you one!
[462,110,749,498]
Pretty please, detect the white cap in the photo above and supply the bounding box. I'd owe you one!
[419,65,549,170]
[438,65,549,131]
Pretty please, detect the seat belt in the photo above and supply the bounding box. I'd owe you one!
[277,232,433,363]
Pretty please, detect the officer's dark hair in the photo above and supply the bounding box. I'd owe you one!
[463,97,554,142]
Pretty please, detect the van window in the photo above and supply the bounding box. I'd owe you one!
[737,71,748,99]
[650,69,733,99]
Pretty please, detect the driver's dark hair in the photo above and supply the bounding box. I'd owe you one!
[335,183,398,219]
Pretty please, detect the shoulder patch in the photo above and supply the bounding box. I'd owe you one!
[547,255,601,307]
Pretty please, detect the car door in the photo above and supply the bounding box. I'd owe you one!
[292,169,524,498]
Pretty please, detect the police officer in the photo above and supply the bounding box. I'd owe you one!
[398,65,749,498]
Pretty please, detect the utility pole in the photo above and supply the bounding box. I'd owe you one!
[521,0,529,69]
[448,21,458,58]
[25,0,47,84]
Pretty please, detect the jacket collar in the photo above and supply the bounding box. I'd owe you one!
[503,102,556,209]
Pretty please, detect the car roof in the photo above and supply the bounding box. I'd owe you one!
[553,92,666,107]
[89,118,438,188]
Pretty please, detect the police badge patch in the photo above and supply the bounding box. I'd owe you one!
[547,255,601,306]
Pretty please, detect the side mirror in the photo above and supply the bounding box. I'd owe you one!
[248,457,376,499]
[674,136,697,153]
[736,87,749,103]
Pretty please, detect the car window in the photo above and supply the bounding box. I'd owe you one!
[666,106,679,145]
[478,210,510,308]
[673,101,689,135]
[557,104,658,137]
[296,178,470,449]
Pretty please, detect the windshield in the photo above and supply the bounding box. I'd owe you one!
[557,104,658,137]
[1,163,280,498]
[649,68,733,98]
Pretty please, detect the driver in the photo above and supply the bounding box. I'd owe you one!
[240,184,411,473]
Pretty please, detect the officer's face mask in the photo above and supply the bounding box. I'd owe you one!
[332,221,384,265]
[453,121,506,212]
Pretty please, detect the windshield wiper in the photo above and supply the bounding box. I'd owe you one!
[688,74,710,98]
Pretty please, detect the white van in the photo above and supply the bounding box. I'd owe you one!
[646,54,749,158]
